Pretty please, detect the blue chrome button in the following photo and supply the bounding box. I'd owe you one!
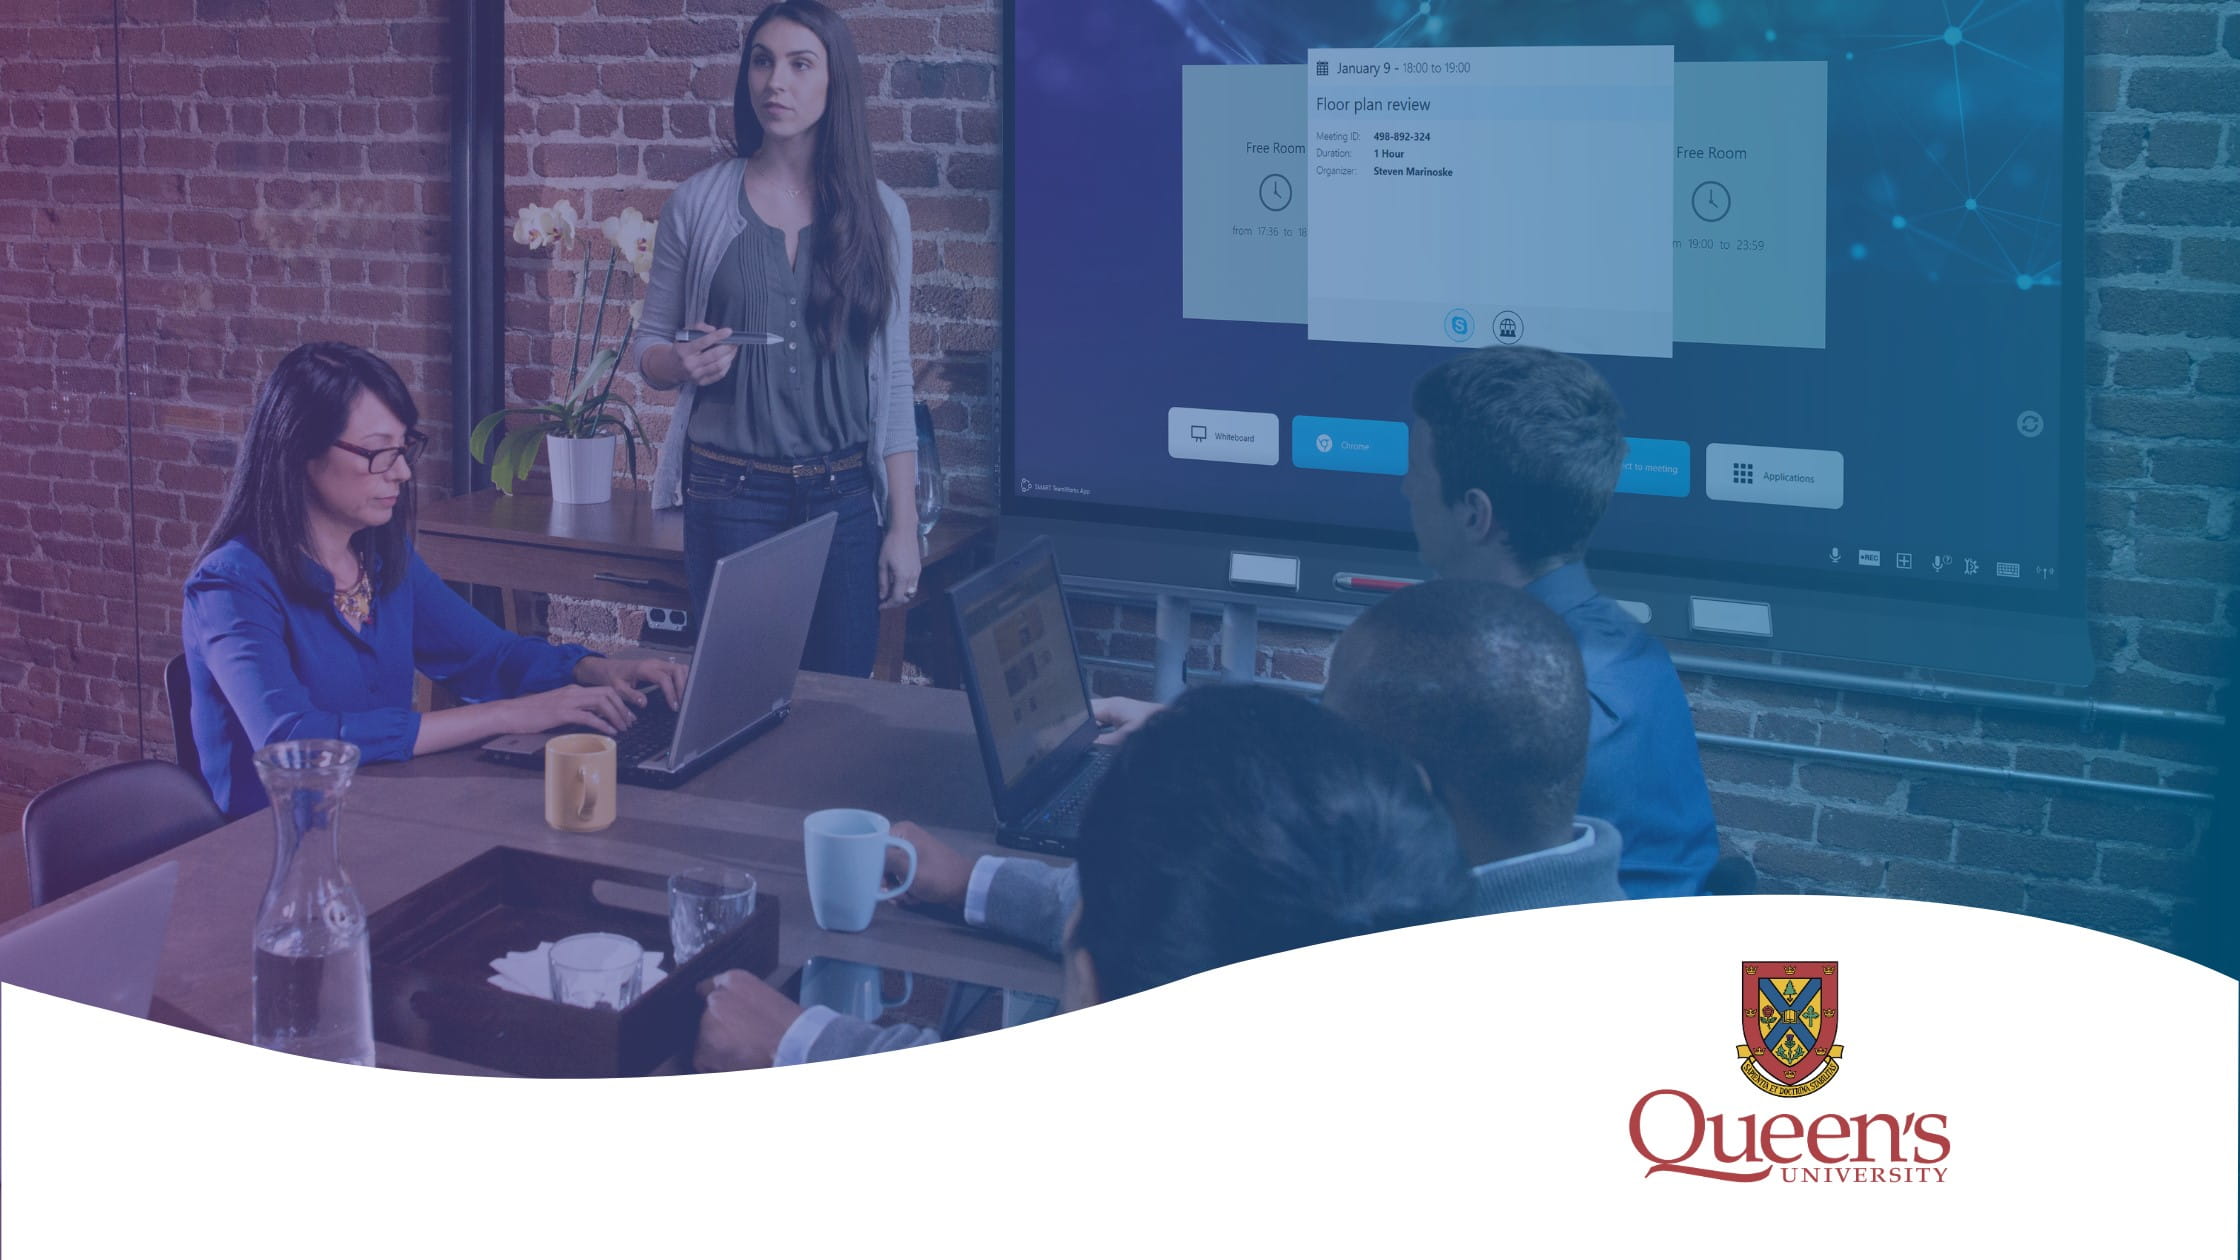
[1617,437,1690,497]
[1292,416,1409,476]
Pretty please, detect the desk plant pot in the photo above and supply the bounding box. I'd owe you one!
[546,433,617,505]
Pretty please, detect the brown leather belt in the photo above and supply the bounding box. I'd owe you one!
[691,442,865,478]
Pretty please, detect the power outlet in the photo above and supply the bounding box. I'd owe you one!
[640,605,695,650]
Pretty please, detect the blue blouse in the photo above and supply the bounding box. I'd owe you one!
[182,538,595,818]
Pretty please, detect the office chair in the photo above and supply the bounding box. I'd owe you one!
[23,760,224,907]
[164,651,199,781]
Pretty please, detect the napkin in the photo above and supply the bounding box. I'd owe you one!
[488,941,668,1000]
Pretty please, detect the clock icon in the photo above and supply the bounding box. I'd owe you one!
[1259,173,1293,212]
[1691,180,1731,223]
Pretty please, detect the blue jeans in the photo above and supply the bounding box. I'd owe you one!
[682,448,881,678]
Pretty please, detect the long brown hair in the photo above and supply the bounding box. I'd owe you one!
[734,1,895,355]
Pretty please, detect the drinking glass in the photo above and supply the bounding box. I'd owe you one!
[668,865,758,964]
[548,932,644,1010]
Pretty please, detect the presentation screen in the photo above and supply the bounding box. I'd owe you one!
[1005,0,2082,616]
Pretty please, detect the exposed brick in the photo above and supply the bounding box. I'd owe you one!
[1907,780,2045,830]
[2023,883,2171,941]
[1711,791,1815,840]
[1748,838,1882,891]
[2181,237,2240,286]
[1953,828,2098,880]
[2146,121,2223,170]
[1883,861,2026,912]
[2044,796,2200,851]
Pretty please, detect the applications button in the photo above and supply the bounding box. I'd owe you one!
[1168,408,1279,466]
[1616,438,1690,498]
[1705,444,1845,510]
[1291,415,1409,476]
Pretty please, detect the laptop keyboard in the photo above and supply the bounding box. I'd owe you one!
[612,690,679,766]
[1031,745,1117,836]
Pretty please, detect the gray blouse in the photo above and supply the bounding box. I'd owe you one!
[687,187,871,460]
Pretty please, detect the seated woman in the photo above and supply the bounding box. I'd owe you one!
[692,685,1475,1069]
[182,342,685,818]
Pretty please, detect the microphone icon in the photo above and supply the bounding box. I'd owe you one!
[1828,546,1841,563]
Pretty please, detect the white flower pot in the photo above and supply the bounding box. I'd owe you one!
[546,434,616,505]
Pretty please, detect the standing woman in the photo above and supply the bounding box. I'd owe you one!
[635,0,918,677]
[183,342,685,819]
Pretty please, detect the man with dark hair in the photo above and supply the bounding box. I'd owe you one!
[693,686,1472,1069]
[1400,346,1715,898]
[1323,579,1624,909]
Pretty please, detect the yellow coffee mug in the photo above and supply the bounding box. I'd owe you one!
[544,733,617,832]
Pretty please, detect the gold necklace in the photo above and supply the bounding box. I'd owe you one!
[332,565,372,627]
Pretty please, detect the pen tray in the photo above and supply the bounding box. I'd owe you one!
[368,846,780,1078]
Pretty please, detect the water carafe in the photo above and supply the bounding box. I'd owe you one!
[251,739,375,1066]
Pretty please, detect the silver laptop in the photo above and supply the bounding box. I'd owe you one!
[481,511,836,788]
[0,860,179,1019]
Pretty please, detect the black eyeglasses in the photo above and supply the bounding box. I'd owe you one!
[332,431,428,475]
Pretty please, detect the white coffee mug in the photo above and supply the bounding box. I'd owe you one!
[798,957,914,1021]
[802,808,918,932]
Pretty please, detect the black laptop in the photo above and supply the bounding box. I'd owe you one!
[948,538,1118,855]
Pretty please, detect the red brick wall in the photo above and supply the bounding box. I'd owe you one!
[0,0,454,798]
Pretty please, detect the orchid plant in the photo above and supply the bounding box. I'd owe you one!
[471,201,661,494]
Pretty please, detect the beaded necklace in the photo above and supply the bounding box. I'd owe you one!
[333,564,373,628]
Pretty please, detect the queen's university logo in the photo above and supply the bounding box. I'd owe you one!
[1739,962,1844,1098]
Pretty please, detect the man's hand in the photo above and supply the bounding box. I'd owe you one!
[1091,696,1164,745]
[576,655,688,708]
[693,971,804,1072]
[887,820,970,909]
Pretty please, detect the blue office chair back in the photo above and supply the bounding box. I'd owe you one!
[23,760,224,908]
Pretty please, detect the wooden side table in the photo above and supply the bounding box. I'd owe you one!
[415,489,992,683]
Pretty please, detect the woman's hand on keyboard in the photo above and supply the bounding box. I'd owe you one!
[576,654,688,708]
[503,684,644,736]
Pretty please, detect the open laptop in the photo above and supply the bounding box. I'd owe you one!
[948,538,1118,855]
[481,512,836,788]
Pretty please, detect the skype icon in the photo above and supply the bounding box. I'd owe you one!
[1444,308,1474,343]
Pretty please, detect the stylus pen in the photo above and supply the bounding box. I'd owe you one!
[672,329,786,347]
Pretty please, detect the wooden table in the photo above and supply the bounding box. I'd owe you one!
[0,673,1062,1074]
[415,489,993,683]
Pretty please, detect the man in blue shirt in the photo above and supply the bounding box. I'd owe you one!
[1399,346,1717,897]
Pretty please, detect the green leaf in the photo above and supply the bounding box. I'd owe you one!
[569,348,620,406]
[469,411,508,463]
[490,426,549,494]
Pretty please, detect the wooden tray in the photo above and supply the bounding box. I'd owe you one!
[368,846,780,1077]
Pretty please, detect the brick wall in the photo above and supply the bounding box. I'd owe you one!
[0,0,2229,954]
[0,0,453,792]
[1074,2,2240,952]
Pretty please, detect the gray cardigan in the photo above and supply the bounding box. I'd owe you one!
[789,818,1629,1063]
[632,158,915,519]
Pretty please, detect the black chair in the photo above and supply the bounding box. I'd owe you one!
[164,651,199,781]
[23,760,225,908]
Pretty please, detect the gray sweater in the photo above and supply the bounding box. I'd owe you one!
[788,818,1627,1063]
[633,158,916,519]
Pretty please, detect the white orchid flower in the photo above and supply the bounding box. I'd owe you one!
[551,199,580,246]
[511,204,558,251]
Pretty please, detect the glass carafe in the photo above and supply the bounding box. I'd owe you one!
[251,739,375,1066]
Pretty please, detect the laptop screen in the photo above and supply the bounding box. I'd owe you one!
[956,548,1094,793]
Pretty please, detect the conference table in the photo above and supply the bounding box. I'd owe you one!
[9,673,1064,1075]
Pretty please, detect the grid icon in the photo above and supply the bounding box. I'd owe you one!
[1732,462,1755,485]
